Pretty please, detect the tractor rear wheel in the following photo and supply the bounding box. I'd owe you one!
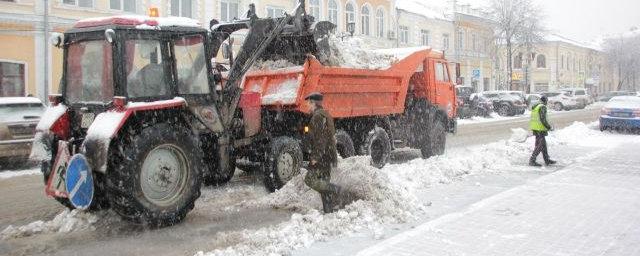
[263,136,303,192]
[106,123,202,227]
[364,127,391,169]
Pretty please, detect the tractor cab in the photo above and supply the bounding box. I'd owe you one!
[54,16,216,130]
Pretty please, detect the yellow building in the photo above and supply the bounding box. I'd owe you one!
[498,34,605,94]
[0,0,211,100]
[452,4,495,92]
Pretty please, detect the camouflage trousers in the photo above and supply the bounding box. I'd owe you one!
[304,164,340,194]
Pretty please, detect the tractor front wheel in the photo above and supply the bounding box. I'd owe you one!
[263,136,303,192]
[106,123,202,227]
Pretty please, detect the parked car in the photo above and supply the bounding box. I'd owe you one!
[479,91,527,116]
[456,86,493,118]
[597,91,635,102]
[526,93,542,108]
[599,96,640,131]
[541,91,580,111]
[561,88,591,108]
[507,90,527,102]
[0,97,45,165]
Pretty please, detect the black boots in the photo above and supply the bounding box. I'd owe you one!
[529,158,557,167]
[529,160,542,167]
[320,186,359,213]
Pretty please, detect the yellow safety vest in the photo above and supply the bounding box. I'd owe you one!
[530,104,548,132]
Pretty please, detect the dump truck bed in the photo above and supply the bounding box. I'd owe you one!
[242,48,442,118]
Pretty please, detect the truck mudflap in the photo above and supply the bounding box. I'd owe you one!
[82,97,187,173]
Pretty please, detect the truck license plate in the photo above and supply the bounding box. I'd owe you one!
[81,113,95,128]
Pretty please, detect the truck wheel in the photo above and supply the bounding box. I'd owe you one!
[263,136,303,192]
[335,130,355,158]
[421,120,446,159]
[202,148,236,186]
[107,123,202,227]
[364,127,391,169]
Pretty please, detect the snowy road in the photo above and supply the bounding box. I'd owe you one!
[0,107,620,256]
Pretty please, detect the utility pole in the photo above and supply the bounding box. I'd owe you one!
[43,0,49,102]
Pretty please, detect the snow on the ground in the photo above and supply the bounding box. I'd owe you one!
[1,210,100,240]
[0,168,40,179]
[196,121,630,256]
[457,112,528,125]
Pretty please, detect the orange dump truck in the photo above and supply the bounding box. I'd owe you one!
[235,48,457,190]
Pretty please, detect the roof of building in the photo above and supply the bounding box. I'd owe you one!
[396,0,450,20]
[544,34,602,51]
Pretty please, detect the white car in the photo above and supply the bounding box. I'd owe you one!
[541,91,580,111]
[561,88,591,108]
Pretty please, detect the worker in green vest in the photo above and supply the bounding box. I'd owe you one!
[529,95,557,166]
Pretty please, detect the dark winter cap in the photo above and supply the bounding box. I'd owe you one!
[540,95,548,103]
[305,92,323,101]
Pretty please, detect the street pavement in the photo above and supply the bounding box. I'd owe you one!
[357,142,640,256]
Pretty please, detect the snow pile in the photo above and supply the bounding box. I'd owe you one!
[549,121,634,148]
[509,128,529,142]
[261,78,301,105]
[0,168,40,179]
[250,59,300,71]
[1,210,99,240]
[320,36,397,70]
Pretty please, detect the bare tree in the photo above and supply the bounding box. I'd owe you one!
[488,0,546,91]
[603,29,640,92]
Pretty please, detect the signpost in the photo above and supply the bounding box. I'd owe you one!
[65,154,94,210]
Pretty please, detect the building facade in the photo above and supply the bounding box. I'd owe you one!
[497,34,606,94]
[451,5,495,92]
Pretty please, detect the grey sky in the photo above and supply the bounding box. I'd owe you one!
[536,0,640,43]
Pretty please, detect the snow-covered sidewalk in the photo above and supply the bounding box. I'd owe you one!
[357,139,640,255]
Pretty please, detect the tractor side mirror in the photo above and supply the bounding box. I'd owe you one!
[105,29,115,43]
[50,33,63,48]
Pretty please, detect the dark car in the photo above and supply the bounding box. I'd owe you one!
[479,91,527,116]
[0,97,45,165]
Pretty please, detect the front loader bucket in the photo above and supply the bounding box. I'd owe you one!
[258,20,336,65]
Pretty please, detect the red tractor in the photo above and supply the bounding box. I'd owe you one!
[32,1,457,226]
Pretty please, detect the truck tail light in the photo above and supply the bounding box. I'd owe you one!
[51,112,70,140]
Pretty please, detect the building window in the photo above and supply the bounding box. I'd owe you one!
[110,0,135,12]
[0,61,25,97]
[456,30,464,50]
[360,5,370,36]
[514,53,522,69]
[442,33,449,50]
[472,33,477,51]
[266,6,285,17]
[63,0,93,8]
[220,0,239,22]
[309,0,321,20]
[419,30,429,46]
[536,54,546,68]
[561,55,564,69]
[345,2,356,30]
[171,0,192,18]
[328,0,338,26]
[399,25,409,44]
[375,8,384,38]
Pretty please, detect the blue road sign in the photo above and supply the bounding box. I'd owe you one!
[472,69,481,79]
[65,154,94,210]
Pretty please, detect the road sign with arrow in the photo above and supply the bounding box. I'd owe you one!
[65,154,94,210]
